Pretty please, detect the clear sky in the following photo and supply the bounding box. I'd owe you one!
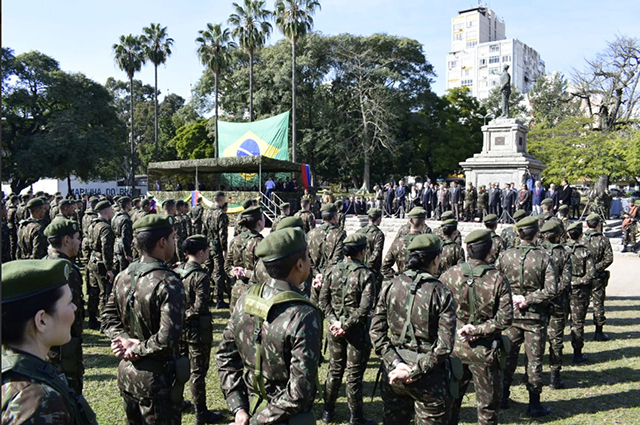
[2,0,638,104]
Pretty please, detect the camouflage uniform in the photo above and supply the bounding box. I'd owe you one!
[175,261,214,413]
[565,240,595,353]
[477,187,489,220]
[308,223,346,304]
[439,238,465,275]
[15,202,29,222]
[224,229,264,310]
[205,206,228,303]
[440,260,513,425]
[395,221,432,240]
[495,240,557,396]
[190,204,204,235]
[499,226,518,250]
[111,210,133,275]
[433,226,461,245]
[16,218,47,259]
[216,278,322,424]
[7,203,18,260]
[357,223,385,287]
[583,229,613,329]
[486,232,505,265]
[538,213,565,243]
[81,208,97,295]
[463,187,477,221]
[2,218,10,263]
[337,211,346,230]
[319,258,376,419]
[369,269,456,424]
[87,217,115,318]
[269,214,287,233]
[102,256,186,425]
[294,209,316,233]
[381,232,422,279]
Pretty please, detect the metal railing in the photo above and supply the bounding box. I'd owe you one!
[258,190,281,222]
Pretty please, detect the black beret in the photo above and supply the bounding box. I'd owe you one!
[334,200,343,207]
[44,219,80,238]
[2,259,71,304]
[133,214,175,232]
[214,191,225,198]
[256,228,307,262]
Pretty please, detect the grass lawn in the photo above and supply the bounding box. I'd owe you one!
[82,296,640,424]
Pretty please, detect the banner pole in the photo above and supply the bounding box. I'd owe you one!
[196,165,199,191]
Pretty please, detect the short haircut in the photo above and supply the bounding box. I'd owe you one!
[467,239,492,260]
[586,220,599,229]
[263,248,308,280]
[410,218,425,227]
[2,286,64,345]
[568,227,582,240]
[442,225,455,236]
[301,199,310,207]
[321,211,336,221]
[517,227,538,241]
[136,227,174,254]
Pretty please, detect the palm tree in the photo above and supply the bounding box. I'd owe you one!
[113,34,145,189]
[141,23,174,163]
[196,24,237,157]
[228,0,272,122]
[275,0,321,163]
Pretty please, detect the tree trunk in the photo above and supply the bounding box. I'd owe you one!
[154,64,159,162]
[130,75,136,192]
[363,145,371,192]
[215,71,219,158]
[249,50,254,122]
[67,175,72,197]
[291,38,297,163]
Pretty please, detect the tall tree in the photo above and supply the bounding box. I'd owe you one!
[481,85,527,119]
[141,23,174,163]
[196,23,237,156]
[528,72,580,128]
[228,0,272,122]
[274,0,321,162]
[113,34,145,189]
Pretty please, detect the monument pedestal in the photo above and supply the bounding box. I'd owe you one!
[460,118,546,187]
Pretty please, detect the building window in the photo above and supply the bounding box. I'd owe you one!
[489,56,500,64]
[448,60,458,69]
[464,69,471,77]
[467,20,474,28]
[467,30,478,39]
[479,58,487,66]
[502,55,511,62]
[489,67,500,75]
[462,79,473,87]
[490,44,499,52]
[466,40,478,48]
[453,33,463,41]
[453,23,464,31]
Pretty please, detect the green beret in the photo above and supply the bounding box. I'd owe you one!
[256,228,307,263]
[441,219,457,227]
[465,229,492,245]
[21,194,31,200]
[586,213,601,222]
[186,234,208,247]
[59,199,75,207]
[540,220,561,234]
[343,233,367,248]
[279,202,290,209]
[133,214,175,232]
[214,191,225,198]
[407,207,427,218]
[141,199,151,207]
[516,216,539,230]
[132,198,140,204]
[483,214,498,224]
[513,210,527,221]
[26,198,44,209]
[55,195,63,200]
[242,199,254,210]
[241,206,263,218]
[163,199,176,208]
[95,200,112,212]
[321,203,337,213]
[44,219,80,238]
[334,200,343,207]
[558,205,569,212]
[89,196,99,203]
[441,211,454,220]
[541,198,553,206]
[367,208,383,218]
[9,194,18,201]
[114,195,121,201]
[567,221,583,232]
[275,216,304,231]
[119,196,131,204]
[2,259,72,304]
[407,234,442,253]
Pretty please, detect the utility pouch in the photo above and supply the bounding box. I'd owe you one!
[288,411,316,425]
[498,335,512,370]
[60,337,82,375]
[169,357,190,406]
[199,315,212,345]
[97,261,107,276]
[396,348,419,366]
[447,357,464,398]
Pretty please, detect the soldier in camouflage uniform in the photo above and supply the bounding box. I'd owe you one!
[499,210,527,250]
[40,197,52,229]
[190,196,205,234]
[225,206,265,310]
[51,199,76,222]
[495,216,557,417]
[205,191,230,309]
[319,234,376,425]
[178,200,193,238]
[558,205,571,233]
[2,260,98,425]
[437,219,465,275]
[16,197,48,260]
[129,198,141,219]
[433,211,460,245]
[463,183,477,222]
[112,196,134,275]
[103,214,187,425]
[269,202,290,233]
[132,199,152,224]
[294,198,316,233]
[357,207,385,290]
[621,199,638,253]
[539,220,572,389]
[15,193,31,222]
[216,228,322,425]
[162,199,183,265]
[308,203,346,304]
[382,207,428,279]
[395,209,432,240]
[81,197,99,318]
[44,219,85,395]
[583,213,614,341]
[370,234,456,425]
[2,202,12,263]
[87,200,115,328]
[335,200,346,230]
[482,214,505,265]
[565,221,596,364]
[7,195,19,260]
[477,185,488,221]
[537,199,565,243]
[49,194,63,221]
[441,229,513,425]
[175,235,222,424]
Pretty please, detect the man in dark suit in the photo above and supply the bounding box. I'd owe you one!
[395,180,407,217]
[384,183,395,216]
[436,183,450,219]
[450,181,462,220]
[531,181,545,215]
[546,183,559,211]
[501,183,514,222]
[489,183,502,216]
[558,179,572,209]
[422,183,434,219]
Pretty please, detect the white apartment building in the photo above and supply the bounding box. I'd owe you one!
[446,7,545,100]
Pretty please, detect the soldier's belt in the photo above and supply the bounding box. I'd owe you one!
[130,356,174,375]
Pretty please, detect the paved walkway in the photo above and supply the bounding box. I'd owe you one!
[606,255,640,297]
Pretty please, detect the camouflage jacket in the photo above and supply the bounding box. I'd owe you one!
[269,214,288,233]
[2,221,10,263]
[216,278,322,424]
[15,204,29,222]
[81,210,96,238]
[564,241,596,287]
[7,205,18,230]
[294,210,315,233]
[477,191,488,210]
[463,188,477,207]
[540,241,572,294]
[175,261,211,320]
[49,203,60,221]
[102,256,186,397]
[46,251,84,338]
[319,258,376,332]
[190,204,204,230]
[170,214,186,262]
[583,229,613,275]
[500,225,518,250]
[495,240,557,321]
[538,213,566,243]
[337,212,346,230]
[439,238,466,275]
[486,232,505,265]
[16,218,47,259]
[308,223,345,276]
[370,270,456,380]
[381,231,422,279]
[395,222,432,240]
[111,211,133,259]
[433,226,461,245]
[440,260,513,364]
[357,223,385,276]
[89,218,115,272]
[224,229,264,281]
[207,207,228,253]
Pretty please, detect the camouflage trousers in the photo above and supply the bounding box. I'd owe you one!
[503,320,547,394]
[205,250,227,302]
[380,364,451,425]
[449,360,502,425]
[121,390,181,425]
[86,265,101,319]
[188,341,212,407]
[113,254,130,277]
[9,227,18,260]
[547,291,569,371]
[622,222,637,246]
[591,274,608,327]
[48,338,84,395]
[87,264,112,319]
[230,279,249,312]
[463,204,475,222]
[324,325,371,415]
[570,284,591,350]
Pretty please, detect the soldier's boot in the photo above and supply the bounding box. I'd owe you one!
[87,314,100,330]
[500,387,510,409]
[593,325,611,341]
[526,392,551,417]
[549,370,565,390]
[572,348,588,364]
[321,407,334,424]
[194,404,222,425]
[348,410,376,425]
[621,245,628,253]
[215,297,229,310]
